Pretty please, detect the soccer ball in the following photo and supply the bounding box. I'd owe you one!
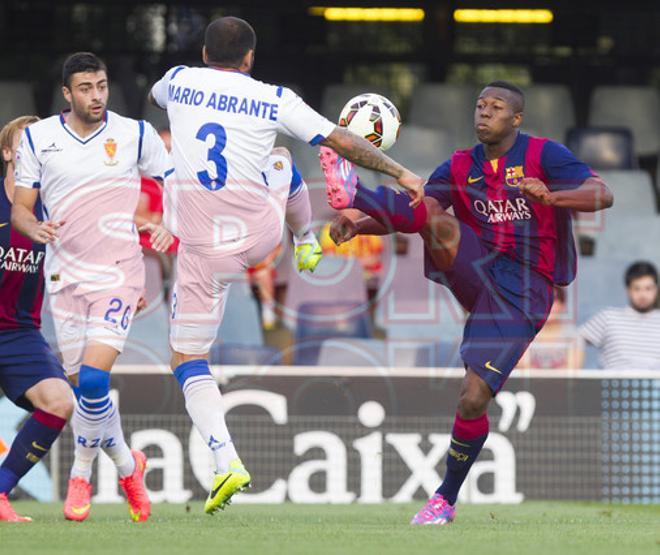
[338,93,401,151]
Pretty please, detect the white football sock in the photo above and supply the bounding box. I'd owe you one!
[180,370,239,474]
[70,394,111,481]
[286,181,312,240]
[101,402,135,478]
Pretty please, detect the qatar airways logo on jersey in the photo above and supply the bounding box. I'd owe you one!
[0,246,45,274]
[474,197,532,224]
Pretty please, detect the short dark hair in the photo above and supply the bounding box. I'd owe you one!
[484,80,525,111]
[62,52,107,88]
[625,261,658,287]
[204,16,256,68]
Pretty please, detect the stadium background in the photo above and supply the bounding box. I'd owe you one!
[1,0,659,507]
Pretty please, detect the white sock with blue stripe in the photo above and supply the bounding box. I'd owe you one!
[174,359,238,474]
[70,365,134,480]
[101,402,135,478]
[70,366,111,480]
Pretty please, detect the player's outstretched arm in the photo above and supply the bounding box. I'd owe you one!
[549,177,613,212]
[321,127,424,207]
[520,177,614,212]
[11,188,64,244]
[330,210,390,246]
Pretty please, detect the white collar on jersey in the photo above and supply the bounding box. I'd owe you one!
[59,109,109,145]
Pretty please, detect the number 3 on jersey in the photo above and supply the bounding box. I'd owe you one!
[196,122,228,191]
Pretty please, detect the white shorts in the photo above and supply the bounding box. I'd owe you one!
[49,282,143,375]
[169,154,292,355]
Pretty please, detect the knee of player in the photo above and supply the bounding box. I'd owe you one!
[428,211,457,236]
[457,390,489,419]
[271,146,292,163]
[38,391,74,420]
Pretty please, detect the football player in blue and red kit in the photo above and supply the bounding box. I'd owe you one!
[322,81,614,525]
[0,116,73,522]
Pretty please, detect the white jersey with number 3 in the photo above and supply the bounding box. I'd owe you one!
[150,65,335,256]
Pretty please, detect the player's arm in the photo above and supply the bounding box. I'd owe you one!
[12,130,64,243]
[321,127,423,207]
[521,176,613,212]
[548,176,613,212]
[146,91,161,109]
[522,141,614,211]
[11,188,63,244]
[277,89,423,205]
[329,210,389,246]
[136,122,175,252]
[147,65,186,110]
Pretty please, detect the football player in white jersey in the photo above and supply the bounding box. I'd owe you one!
[149,16,423,514]
[12,52,173,523]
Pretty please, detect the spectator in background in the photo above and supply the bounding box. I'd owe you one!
[248,245,282,330]
[580,261,660,369]
[520,286,584,369]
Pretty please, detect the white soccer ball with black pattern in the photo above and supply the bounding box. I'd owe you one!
[338,93,401,151]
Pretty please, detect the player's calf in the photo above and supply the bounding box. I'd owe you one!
[456,370,492,419]
[0,406,67,520]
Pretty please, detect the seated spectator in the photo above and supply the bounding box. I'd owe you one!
[520,286,584,369]
[580,261,660,369]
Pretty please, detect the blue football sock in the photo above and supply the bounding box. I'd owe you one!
[436,412,489,505]
[0,409,66,494]
[353,185,427,233]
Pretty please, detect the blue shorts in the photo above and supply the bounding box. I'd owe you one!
[424,222,553,394]
[0,328,67,411]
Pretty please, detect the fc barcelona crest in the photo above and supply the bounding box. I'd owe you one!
[103,138,118,166]
[505,165,524,187]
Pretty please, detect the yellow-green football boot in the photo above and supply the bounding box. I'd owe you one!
[294,233,323,272]
[204,459,251,514]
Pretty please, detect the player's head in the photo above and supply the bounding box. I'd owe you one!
[0,115,39,177]
[474,81,524,145]
[625,261,658,313]
[61,52,109,125]
[203,16,256,73]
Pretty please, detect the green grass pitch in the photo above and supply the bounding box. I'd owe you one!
[2,501,658,555]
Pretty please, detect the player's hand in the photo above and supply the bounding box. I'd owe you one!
[397,169,425,208]
[294,232,323,273]
[139,222,174,253]
[329,213,358,245]
[520,178,554,205]
[27,220,65,244]
[136,295,147,314]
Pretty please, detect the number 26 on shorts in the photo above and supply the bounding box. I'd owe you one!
[104,298,132,331]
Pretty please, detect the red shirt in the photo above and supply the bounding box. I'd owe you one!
[139,177,179,253]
